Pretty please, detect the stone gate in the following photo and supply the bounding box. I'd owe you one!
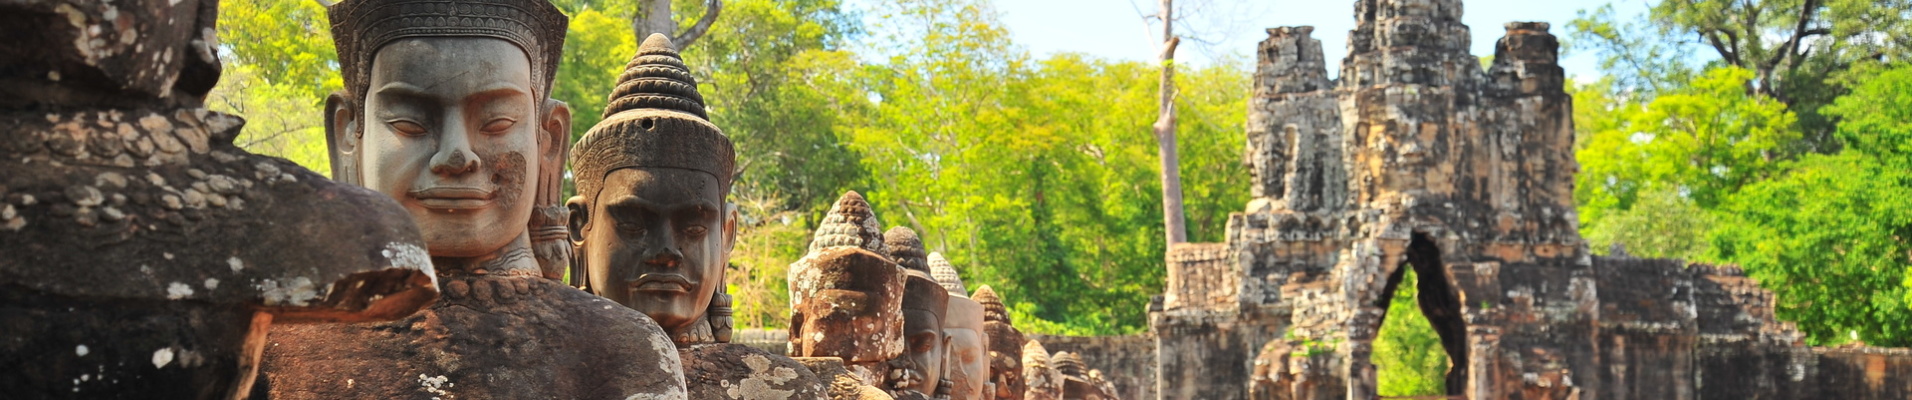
[1148,0,1912,399]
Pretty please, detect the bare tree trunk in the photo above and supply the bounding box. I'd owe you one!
[633,0,725,50]
[1155,0,1187,245]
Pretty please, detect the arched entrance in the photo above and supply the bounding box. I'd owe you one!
[1373,232,1469,397]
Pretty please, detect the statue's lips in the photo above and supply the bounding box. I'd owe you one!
[410,187,495,210]
[630,273,692,293]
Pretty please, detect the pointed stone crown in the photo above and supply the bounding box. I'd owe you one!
[571,33,734,202]
[1022,340,1051,368]
[929,252,966,296]
[331,0,568,103]
[810,191,884,253]
[885,227,928,273]
[1052,352,1086,377]
[975,285,1009,324]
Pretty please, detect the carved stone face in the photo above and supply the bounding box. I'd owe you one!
[945,297,989,400]
[904,307,948,394]
[344,37,555,257]
[578,167,728,334]
[789,247,904,363]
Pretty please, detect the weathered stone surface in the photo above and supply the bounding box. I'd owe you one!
[259,276,687,399]
[975,285,1027,400]
[1021,340,1063,400]
[683,343,829,400]
[796,357,897,400]
[0,0,436,398]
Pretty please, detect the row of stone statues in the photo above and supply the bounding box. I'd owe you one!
[781,190,1117,400]
[0,0,1122,398]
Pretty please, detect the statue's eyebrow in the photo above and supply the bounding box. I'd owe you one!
[372,82,435,100]
[604,196,718,220]
[463,85,531,105]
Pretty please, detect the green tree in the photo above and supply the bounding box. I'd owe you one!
[1709,153,1912,346]
[839,0,1247,334]
[1572,0,1912,152]
[213,0,341,174]
[1704,64,1912,346]
[1575,67,1798,241]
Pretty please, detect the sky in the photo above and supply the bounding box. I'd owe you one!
[990,0,1658,80]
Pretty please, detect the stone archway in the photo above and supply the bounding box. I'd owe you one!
[1373,232,1469,397]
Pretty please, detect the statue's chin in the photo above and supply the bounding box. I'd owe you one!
[626,294,698,330]
[412,206,525,257]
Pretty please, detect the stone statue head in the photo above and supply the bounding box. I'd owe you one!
[1022,340,1063,400]
[324,0,574,276]
[789,191,904,362]
[789,247,905,362]
[974,285,1026,400]
[902,269,952,394]
[567,34,737,344]
[933,253,990,400]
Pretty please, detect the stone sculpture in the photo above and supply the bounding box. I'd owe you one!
[1052,352,1117,400]
[788,191,906,399]
[569,33,825,400]
[898,268,951,396]
[257,1,687,398]
[883,226,950,397]
[1020,340,1062,400]
[974,285,1027,400]
[0,0,440,397]
[932,253,990,400]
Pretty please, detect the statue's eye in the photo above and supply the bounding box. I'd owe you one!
[616,222,644,236]
[681,225,708,237]
[480,118,517,134]
[387,120,427,136]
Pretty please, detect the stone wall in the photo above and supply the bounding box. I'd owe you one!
[1028,334,1156,400]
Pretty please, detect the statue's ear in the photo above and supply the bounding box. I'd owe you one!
[722,202,739,254]
[324,92,362,184]
[539,99,572,166]
[565,195,590,244]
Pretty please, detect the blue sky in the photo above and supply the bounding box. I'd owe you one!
[990,0,1658,79]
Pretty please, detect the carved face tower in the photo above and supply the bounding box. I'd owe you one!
[933,253,990,400]
[326,0,574,274]
[789,191,905,362]
[568,34,737,343]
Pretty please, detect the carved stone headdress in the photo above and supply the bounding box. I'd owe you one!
[885,227,929,273]
[571,34,734,203]
[810,191,885,253]
[928,252,966,296]
[329,0,569,103]
[974,285,1010,324]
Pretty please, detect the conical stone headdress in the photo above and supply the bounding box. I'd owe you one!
[330,0,568,103]
[929,252,966,296]
[885,227,928,273]
[974,284,1009,324]
[810,191,884,253]
[571,34,734,203]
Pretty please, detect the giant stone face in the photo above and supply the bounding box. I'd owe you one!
[358,37,543,257]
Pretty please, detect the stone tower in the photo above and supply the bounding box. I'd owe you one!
[1151,0,1912,399]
